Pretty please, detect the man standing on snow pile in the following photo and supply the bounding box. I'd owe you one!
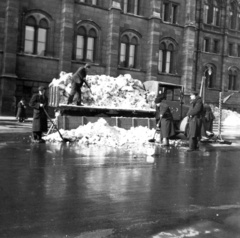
[186,91,204,152]
[155,94,175,146]
[67,63,91,106]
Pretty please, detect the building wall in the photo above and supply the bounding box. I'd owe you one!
[1,0,240,115]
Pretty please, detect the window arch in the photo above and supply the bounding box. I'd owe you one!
[229,1,237,29]
[204,64,215,88]
[158,40,175,74]
[119,32,140,68]
[203,0,220,26]
[23,13,50,56]
[75,23,99,62]
[228,67,238,90]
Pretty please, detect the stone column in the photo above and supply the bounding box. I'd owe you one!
[145,0,161,81]
[59,0,74,72]
[105,0,121,76]
[0,0,19,115]
[181,0,197,94]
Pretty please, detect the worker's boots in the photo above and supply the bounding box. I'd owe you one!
[162,138,169,146]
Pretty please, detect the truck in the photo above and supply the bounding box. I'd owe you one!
[48,80,189,133]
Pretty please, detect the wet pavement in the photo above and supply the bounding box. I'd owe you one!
[0,119,240,238]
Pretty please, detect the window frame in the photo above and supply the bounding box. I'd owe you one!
[228,69,238,91]
[75,26,97,62]
[119,32,140,69]
[162,1,178,24]
[158,41,175,74]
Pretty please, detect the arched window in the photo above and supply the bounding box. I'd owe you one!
[230,2,237,29]
[24,16,49,56]
[75,26,97,62]
[158,41,175,74]
[213,0,220,26]
[204,65,214,88]
[119,34,139,68]
[228,68,238,90]
[204,0,220,26]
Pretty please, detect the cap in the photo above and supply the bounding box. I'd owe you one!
[85,63,91,69]
[38,86,46,91]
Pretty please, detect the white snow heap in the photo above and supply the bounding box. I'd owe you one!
[49,72,155,109]
[43,118,183,148]
[212,105,240,126]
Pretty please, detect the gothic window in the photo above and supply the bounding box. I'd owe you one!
[121,0,141,15]
[204,0,220,26]
[228,68,238,90]
[229,1,237,29]
[204,65,214,88]
[119,33,139,68]
[158,41,174,74]
[162,1,178,24]
[75,26,97,62]
[24,16,49,56]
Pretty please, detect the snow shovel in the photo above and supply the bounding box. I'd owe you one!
[148,122,161,143]
[43,107,72,142]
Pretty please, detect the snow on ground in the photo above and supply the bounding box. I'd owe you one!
[43,118,186,149]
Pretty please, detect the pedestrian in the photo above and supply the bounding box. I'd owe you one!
[186,91,204,151]
[29,86,48,143]
[67,63,91,106]
[16,98,27,122]
[155,94,175,146]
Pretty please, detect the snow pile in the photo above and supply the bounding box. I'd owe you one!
[212,106,240,126]
[43,118,184,148]
[49,72,156,109]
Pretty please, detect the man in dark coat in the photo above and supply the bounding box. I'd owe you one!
[67,63,91,106]
[186,91,204,151]
[155,95,175,146]
[29,86,48,143]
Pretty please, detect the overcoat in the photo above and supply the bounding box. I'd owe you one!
[29,93,48,132]
[156,101,175,138]
[16,101,26,118]
[187,96,204,138]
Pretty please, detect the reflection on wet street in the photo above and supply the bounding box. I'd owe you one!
[0,127,240,237]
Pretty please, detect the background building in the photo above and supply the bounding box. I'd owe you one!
[0,0,240,116]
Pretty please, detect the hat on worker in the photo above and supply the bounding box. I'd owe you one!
[190,90,198,96]
[85,63,91,68]
[38,86,46,91]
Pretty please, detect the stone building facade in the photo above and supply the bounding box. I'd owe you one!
[0,0,240,115]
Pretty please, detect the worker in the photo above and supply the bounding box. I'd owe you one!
[155,94,175,146]
[67,63,91,106]
[29,86,48,143]
[186,91,204,151]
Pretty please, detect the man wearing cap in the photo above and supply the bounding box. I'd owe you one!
[155,94,175,146]
[186,91,204,151]
[29,86,48,143]
[67,63,91,106]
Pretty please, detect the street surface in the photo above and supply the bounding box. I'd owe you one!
[0,118,240,238]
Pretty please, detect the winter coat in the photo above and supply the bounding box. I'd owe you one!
[71,67,90,88]
[29,93,48,132]
[16,101,26,118]
[156,101,175,139]
[187,96,204,138]
[203,104,215,132]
